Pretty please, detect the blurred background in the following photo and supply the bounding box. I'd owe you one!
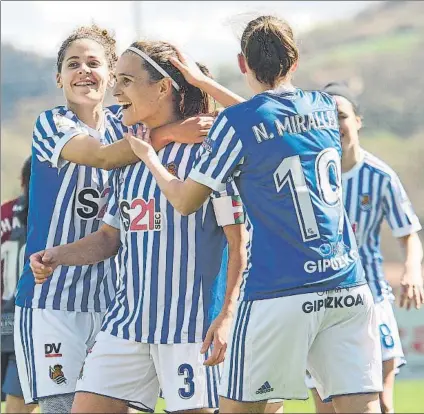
[1,0,423,409]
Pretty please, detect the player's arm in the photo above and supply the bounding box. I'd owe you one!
[61,116,214,170]
[398,232,423,309]
[382,173,423,309]
[30,223,120,284]
[169,49,245,108]
[125,112,244,215]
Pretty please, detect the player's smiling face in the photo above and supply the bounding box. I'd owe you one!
[57,39,111,106]
[334,95,362,151]
[113,52,167,128]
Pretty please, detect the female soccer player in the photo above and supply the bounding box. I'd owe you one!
[125,15,384,414]
[29,40,247,413]
[14,25,215,413]
[306,82,423,414]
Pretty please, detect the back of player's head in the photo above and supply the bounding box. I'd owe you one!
[127,41,213,118]
[21,156,31,191]
[56,24,118,73]
[241,15,299,87]
[323,82,360,116]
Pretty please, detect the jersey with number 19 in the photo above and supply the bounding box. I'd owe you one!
[15,105,128,312]
[190,88,366,300]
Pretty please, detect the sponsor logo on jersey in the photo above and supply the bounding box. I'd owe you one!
[45,343,62,358]
[49,364,67,385]
[165,162,178,176]
[302,293,365,313]
[304,249,359,274]
[359,194,372,211]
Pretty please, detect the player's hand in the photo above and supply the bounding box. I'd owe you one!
[169,48,208,87]
[30,249,59,284]
[172,115,214,144]
[201,311,233,366]
[400,268,424,310]
[125,125,155,161]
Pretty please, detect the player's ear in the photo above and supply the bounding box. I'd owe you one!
[107,71,116,88]
[356,116,362,131]
[56,73,63,89]
[237,53,247,75]
[289,60,299,74]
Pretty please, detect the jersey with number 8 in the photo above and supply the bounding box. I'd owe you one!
[190,88,366,300]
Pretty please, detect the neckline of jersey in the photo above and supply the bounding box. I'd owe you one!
[342,148,365,180]
[65,106,106,139]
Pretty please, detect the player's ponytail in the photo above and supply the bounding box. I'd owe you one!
[241,15,299,87]
[127,41,212,118]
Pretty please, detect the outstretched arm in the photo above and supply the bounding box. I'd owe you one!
[30,223,120,284]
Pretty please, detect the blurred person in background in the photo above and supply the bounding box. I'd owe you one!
[306,82,424,414]
[13,25,215,414]
[1,156,37,413]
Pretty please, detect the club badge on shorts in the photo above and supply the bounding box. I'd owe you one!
[49,364,67,385]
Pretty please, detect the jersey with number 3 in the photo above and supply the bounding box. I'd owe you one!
[190,88,366,301]
[16,105,128,312]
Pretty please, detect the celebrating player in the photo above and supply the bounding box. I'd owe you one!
[14,25,215,413]
[1,157,37,414]
[30,40,247,413]
[125,15,384,413]
[306,82,423,414]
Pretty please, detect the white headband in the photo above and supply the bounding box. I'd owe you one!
[126,46,180,91]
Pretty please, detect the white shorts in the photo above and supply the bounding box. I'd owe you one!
[375,297,405,363]
[76,331,221,412]
[14,306,103,404]
[305,296,405,391]
[219,284,383,403]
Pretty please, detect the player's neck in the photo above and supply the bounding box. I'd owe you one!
[342,145,362,173]
[67,102,104,130]
[142,105,180,131]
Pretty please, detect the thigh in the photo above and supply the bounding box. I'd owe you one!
[308,285,383,403]
[14,307,90,403]
[153,342,220,412]
[220,297,320,403]
[76,331,159,412]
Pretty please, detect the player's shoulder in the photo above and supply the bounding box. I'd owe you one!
[362,151,397,180]
[34,106,78,132]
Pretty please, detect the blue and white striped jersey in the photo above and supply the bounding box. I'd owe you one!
[342,150,422,301]
[189,88,366,301]
[15,105,129,312]
[101,142,243,344]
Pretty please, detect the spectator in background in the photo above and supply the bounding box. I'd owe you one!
[1,156,37,413]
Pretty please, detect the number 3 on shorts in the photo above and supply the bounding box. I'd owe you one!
[178,363,195,399]
[379,323,394,348]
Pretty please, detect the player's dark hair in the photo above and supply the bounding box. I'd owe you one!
[323,82,361,116]
[20,156,31,225]
[57,24,118,72]
[241,15,299,88]
[127,41,212,118]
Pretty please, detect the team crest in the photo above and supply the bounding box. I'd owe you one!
[359,194,371,211]
[165,162,178,176]
[49,364,67,385]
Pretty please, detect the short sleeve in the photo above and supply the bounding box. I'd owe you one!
[189,113,245,192]
[383,173,422,238]
[103,172,121,229]
[211,179,245,227]
[32,109,84,169]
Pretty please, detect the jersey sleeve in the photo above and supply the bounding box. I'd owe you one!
[383,173,422,238]
[210,179,245,227]
[32,110,85,169]
[103,173,121,229]
[189,113,245,192]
